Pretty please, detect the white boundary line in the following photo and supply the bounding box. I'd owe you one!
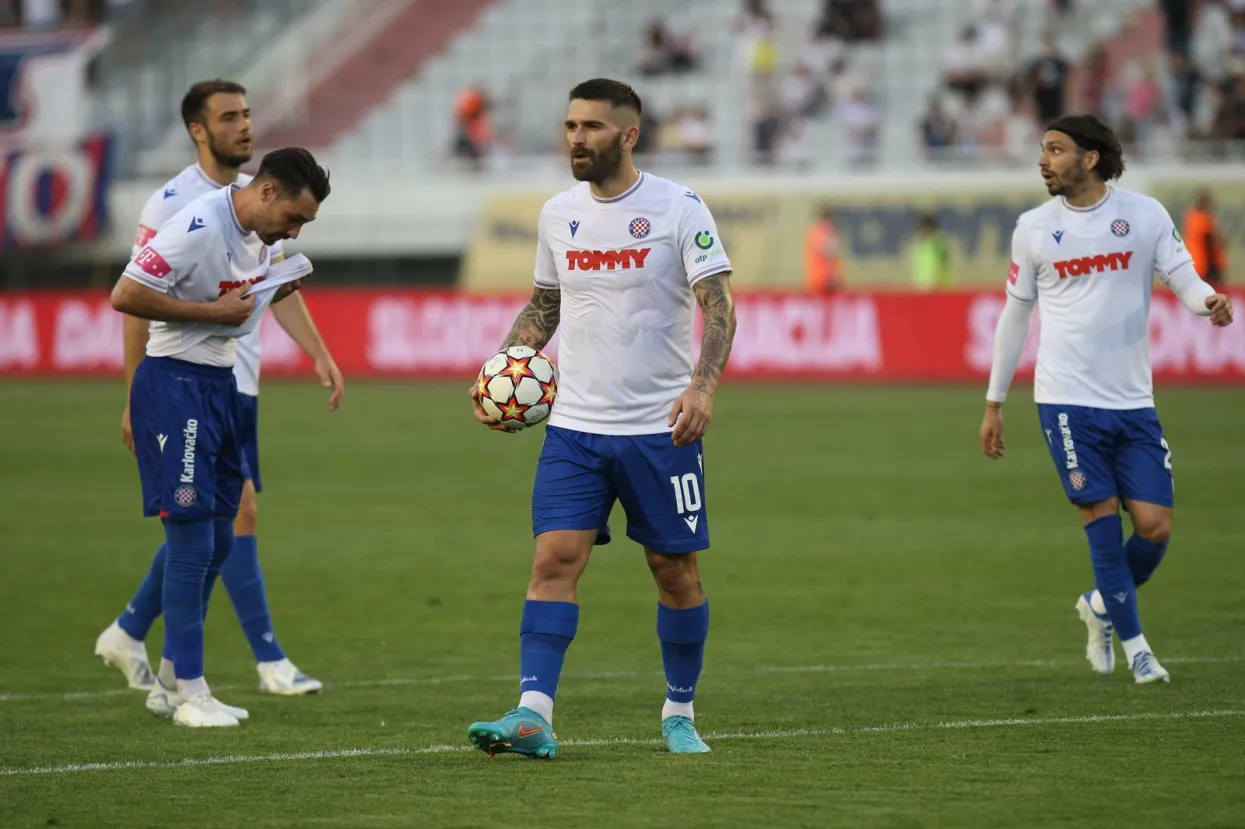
[0,655,1237,704]
[1,709,1237,777]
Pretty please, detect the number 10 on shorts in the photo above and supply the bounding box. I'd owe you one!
[669,473,702,514]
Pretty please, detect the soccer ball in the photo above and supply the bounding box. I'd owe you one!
[476,345,558,429]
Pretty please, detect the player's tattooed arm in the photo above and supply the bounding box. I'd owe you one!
[501,286,561,350]
[691,274,737,395]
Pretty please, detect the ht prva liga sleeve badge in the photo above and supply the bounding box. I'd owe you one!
[477,346,559,429]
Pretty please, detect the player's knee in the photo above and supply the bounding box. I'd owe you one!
[530,533,592,587]
[646,551,701,601]
[1134,512,1171,544]
[233,486,259,536]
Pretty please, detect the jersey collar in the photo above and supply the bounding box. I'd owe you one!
[224,188,248,235]
[1059,186,1112,213]
[590,171,645,204]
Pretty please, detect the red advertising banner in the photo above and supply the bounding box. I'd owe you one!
[2,289,1243,383]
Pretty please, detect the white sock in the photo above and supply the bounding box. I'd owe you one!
[662,698,694,722]
[158,658,177,688]
[178,676,209,698]
[1089,590,1108,616]
[519,691,554,725]
[1121,634,1152,665]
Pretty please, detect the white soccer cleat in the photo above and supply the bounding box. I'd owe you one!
[1075,592,1115,675]
[1131,651,1171,684]
[173,693,241,728]
[258,659,323,696]
[94,621,155,690]
[146,679,249,721]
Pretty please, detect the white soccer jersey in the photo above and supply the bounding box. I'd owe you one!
[123,186,276,368]
[133,164,284,395]
[535,172,733,434]
[1008,187,1205,409]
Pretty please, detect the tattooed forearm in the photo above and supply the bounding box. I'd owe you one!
[501,286,561,349]
[691,274,737,395]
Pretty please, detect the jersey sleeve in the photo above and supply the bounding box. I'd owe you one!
[533,200,559,290]
[1149,199,1196,278]
[1005,220,1038,303]
[122,217,209,293]
[677,192,733,285]
[131,188,170,258]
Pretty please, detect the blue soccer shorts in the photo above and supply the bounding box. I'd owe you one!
[130,356,246,521]
[532,425,710,554]
[1036,404,1174,508]
[235,391,261,492]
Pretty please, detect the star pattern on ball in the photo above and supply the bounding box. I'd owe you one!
[503,356,533,383]
[500,399,529,421]
[539,378,557,405]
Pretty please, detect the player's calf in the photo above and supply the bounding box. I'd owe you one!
[1122,500,1171,589]
[648,549,710,751]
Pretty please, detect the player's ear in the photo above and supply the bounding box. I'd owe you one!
[1083,149,1099,173]
[624,124,640,151]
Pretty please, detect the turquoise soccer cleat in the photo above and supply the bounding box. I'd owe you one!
[466,707,559,759]
[662,716,711,754]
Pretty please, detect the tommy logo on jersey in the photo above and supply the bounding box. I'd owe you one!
[218,276,265,296]
[1053,251,1132,279]
[565,248,651,271]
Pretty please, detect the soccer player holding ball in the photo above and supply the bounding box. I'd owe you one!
[981,115,1233,684]
[466,79,737,757]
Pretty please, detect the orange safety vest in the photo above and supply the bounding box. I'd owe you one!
[804,220,843,292]
[1183,208,1227,281]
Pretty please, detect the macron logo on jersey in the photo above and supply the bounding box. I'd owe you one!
[1053,251,1133,280]
[565,248,651,271]
[134,247,171,279]
[188,217,206,233]
[163,187,177,199]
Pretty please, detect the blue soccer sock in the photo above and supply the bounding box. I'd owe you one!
[657,601,709,719]
[1086,515,1143,642]
[117,543,166,641]
[201,519,235,622]
[161,519,216,682]
[1125,534,1169,589]
[517,600,579,724]
[221,535,286,663]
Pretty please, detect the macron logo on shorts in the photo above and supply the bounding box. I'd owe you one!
[134,247,171,279]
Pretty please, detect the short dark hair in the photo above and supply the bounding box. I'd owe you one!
[568,78,643,118]
[255,148,331,203]
[181,79,247,131]
[1045,114,1126,182]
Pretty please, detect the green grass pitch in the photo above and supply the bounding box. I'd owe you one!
[0,381,1242,828]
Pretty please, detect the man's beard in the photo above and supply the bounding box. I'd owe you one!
[570,134,624,183]
[208,133,252,169]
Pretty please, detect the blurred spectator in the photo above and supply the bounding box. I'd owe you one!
[910,213,954,291]
[1159,0,1192,58]
[635,17,698,77]
[1183,190,1228,287]
[451,86,493,171]
[919,95,958,158]
[804,206,845,293]
[1026,35,1070,124]
[833,86,880,165]
[780,62,827,120]
[658,105,714,165]
[814,0,881,42]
